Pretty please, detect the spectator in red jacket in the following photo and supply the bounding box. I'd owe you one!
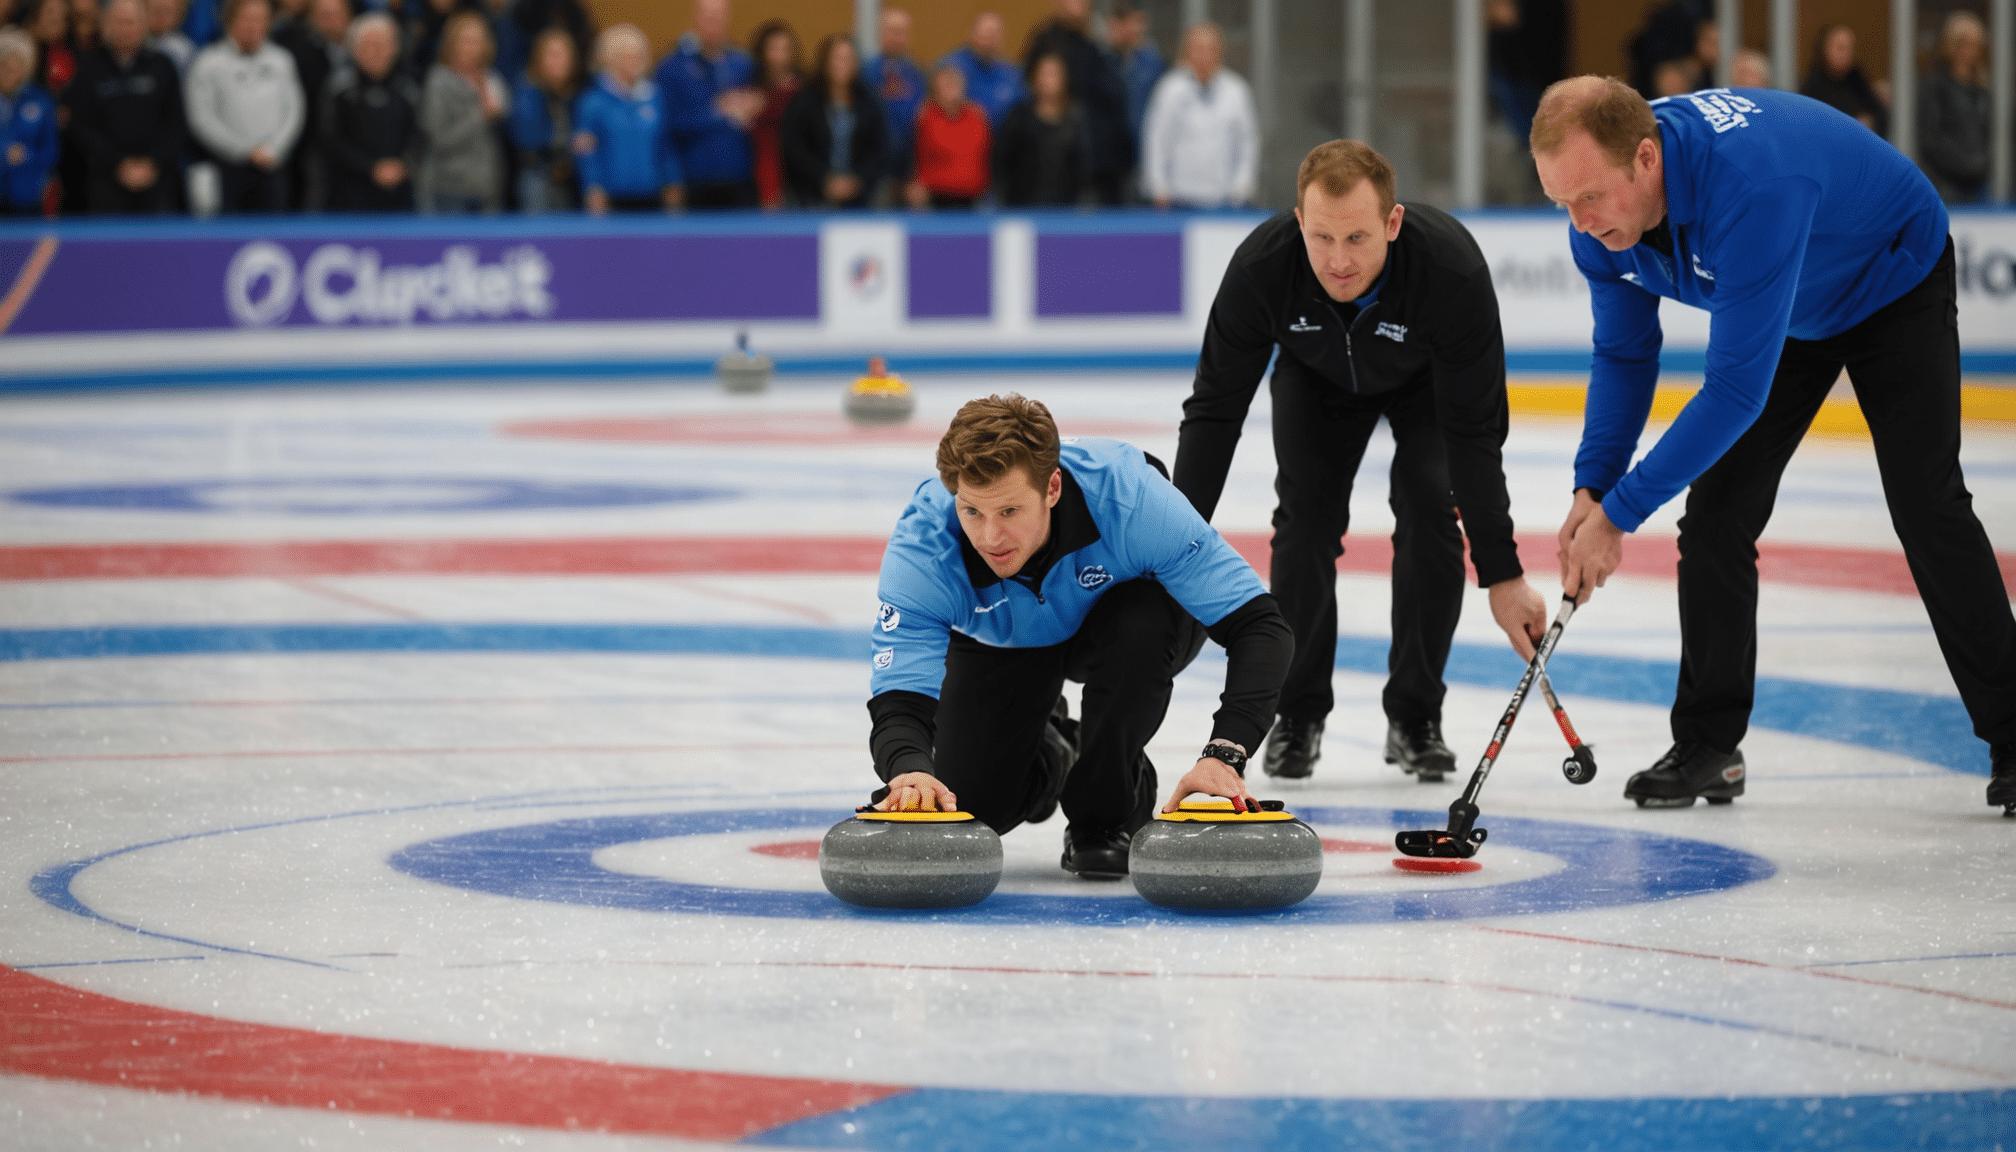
[906,59,986,208]
[746,17,798,209]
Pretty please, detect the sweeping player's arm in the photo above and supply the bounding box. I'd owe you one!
[1558,180,1819,601]
[1427,261,1548,658]
[1171,261,1277,524]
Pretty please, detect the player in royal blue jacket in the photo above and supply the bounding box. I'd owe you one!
[867,395,1293,878]
[1533,77,2016,813]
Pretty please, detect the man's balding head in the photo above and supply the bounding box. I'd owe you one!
[1530,75,1658,169]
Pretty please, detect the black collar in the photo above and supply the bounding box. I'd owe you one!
[1641,216,1675,258]
[957,466,1102,590]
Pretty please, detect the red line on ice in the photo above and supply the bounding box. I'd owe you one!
[6,534,2008,598]
[0,964,905,1139]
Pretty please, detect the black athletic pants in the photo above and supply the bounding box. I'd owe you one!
[216,162,289,214]
[1674,238,2016,752]
[932,579,1208,836]
[1269,366,1467,726]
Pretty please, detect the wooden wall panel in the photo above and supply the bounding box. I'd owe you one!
[1571,0,1897,87]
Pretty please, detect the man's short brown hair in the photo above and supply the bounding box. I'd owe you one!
[1529,75,1659,169]
[936,394,1060,493]
[1295,140,1396,215]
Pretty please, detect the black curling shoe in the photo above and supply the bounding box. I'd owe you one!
[1061,825,1131,879]
[1624,742,1746,808]
[1262,717,1324,779]
[1988,744,2015,817]
[1385,719,1457,782]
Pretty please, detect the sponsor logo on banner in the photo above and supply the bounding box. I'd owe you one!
[223,242,556,328]
[849,253,886,301]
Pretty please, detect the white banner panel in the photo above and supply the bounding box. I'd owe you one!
[820,221,906,334]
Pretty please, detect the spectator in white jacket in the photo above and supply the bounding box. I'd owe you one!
[185,0,302,212]
[1140,21,1255,208]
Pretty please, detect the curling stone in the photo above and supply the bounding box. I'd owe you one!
[716,330,773,393]
[1129,798,1324,911]
[842,356,915,426]
[819,809,1002,909]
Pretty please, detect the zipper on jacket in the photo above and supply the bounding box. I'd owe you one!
[1324,298,1373,393]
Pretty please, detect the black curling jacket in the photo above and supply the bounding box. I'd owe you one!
[65,45,184,181]
[1171,204,1524,588]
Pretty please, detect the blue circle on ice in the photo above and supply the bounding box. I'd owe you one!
[7,477,732,515]
[387,806,1774,924]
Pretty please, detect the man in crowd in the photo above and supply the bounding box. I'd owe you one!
[1102,0,1161,184]
[186,0,302,212]
[655,0,756,208]
[271,0,348,208]
[1535,77,2016,812]
[865,6,921,202]
[1173,139,1548,782]
[943,11,1023,127]
[66,0,183,213]
[1023,0,1129,203]
[867,394,1292,878]
[321,10,416,211]
[1140,21,1254,209]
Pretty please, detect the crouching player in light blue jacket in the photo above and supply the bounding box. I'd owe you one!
[865,394,1294,879]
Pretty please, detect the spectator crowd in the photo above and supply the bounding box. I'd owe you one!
[0,0,1263,217]
[1619,0,1999,205]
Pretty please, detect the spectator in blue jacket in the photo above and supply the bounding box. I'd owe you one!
[509,25,576,210]
[654,0,755,208]
[573,22,680,213]
[1102,0,1161,160]
[865,5,920,191]
[942,11,1023,126]
[0,27,59,214]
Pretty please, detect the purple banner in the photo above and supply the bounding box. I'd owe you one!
[907,233,991,320]
[1035,233,1182,318]
[7,233,819,335]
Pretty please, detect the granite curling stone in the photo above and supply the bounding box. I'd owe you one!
[819,809,1003,909]
[1129,798,1324,911]
[843,356,915,426]
[716,331,773,393]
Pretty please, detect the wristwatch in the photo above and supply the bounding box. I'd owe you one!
[1198,740,1248,776]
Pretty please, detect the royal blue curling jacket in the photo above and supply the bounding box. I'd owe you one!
[1570,88,1948,532]
[573,75,681,199]
[653,35,752,185]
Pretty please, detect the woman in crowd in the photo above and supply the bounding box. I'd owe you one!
[418,7,504,212]
[1917,10,1990,204]
[780,32,883,209]
[0,25,57,215]
[508,25,575,211]
[992,51,1084,207]
[746,18,797,210]
[323,10,417,210]
[1801,23,1887,135]
[906,59,986,208]
[571,22,678,214]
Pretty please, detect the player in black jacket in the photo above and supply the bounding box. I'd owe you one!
[1172,140,1547,782]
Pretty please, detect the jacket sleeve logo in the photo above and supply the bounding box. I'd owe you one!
[877,602,901,631]
[872,647,895,669]
[1076,565,1113,589]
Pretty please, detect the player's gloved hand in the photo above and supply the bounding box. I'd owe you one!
[1488,576,1548,660]
[872,772,958,812]
[1558,488,1625,604]
[1162,758,1255,813]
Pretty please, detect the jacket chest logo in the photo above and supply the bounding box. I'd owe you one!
[1375,321,1407,342]
[1691,254,1715,282]
[1287,315,1321,332]
[1076,565,1112,589]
